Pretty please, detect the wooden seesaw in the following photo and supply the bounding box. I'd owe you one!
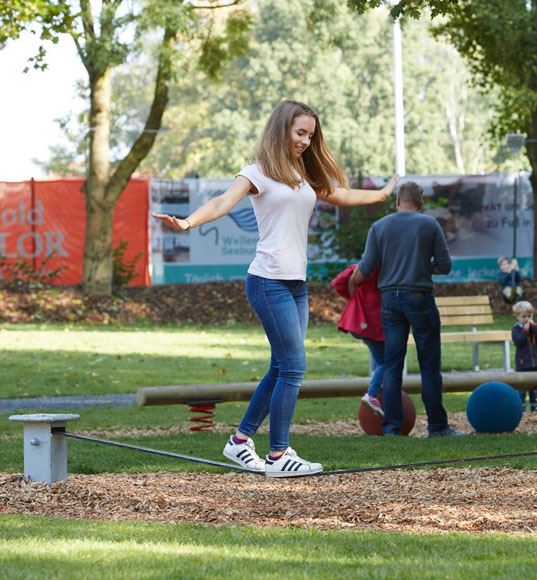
[137,371,537,430]
[137,371,537,406]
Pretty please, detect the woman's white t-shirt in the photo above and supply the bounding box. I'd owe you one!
[237,163,317,281]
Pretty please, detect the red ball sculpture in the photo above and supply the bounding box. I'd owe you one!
[358,391,416,436]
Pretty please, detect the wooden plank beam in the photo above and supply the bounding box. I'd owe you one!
[138,371,537,406]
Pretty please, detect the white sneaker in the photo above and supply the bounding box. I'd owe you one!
[265,447,323,478]
[223,437,265,473]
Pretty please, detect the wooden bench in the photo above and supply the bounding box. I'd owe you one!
[407,295,512,372]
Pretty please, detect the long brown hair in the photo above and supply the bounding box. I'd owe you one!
[256,100,347,197]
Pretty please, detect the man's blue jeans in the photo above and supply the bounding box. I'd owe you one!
[351,334,384,398]
[238,274,308,451]
[380,289,448,434]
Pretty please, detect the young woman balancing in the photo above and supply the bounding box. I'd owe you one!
[154,100,398,477]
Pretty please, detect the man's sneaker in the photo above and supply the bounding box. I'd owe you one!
[223,437,265,473]
[428,426,467,438]
[265,447,323,478]
[362,393,384,416]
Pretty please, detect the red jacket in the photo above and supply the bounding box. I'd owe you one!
[331,265,384,342]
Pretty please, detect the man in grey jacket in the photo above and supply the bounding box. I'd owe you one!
[349,181,463,436]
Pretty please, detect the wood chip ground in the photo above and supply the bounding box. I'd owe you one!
[1,468,536,534]
[2,413,536,534]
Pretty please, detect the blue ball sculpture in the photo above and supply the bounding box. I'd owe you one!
[466,381,524,433]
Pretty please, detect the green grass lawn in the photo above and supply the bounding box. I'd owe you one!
[0,318,516,399]
[2,319,535,579]
[0,515,535,580]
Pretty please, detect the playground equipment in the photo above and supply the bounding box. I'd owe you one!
[138,371,537,407]
[358,391,416,436]
[9,371,537,484]
[466,381,525,433]
[8,414,80,484]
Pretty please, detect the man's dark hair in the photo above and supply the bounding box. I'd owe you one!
[397,181,423,208]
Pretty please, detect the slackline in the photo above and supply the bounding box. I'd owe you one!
[63,432,248,472]
[63,431,537,477]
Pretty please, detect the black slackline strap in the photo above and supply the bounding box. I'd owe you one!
[63,432,258,473]
[63,431,537,478]
[315,449,537,477]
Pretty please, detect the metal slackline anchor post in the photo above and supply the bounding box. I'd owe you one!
[9,414,80,484]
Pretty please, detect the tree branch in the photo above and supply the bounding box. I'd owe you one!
[189,0,243,9]
[71,33,88,69]
[106,27,177,201]
[79,0,95,40]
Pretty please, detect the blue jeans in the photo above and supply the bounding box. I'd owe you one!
[238,274,308,451]
[381,289,448,435]
[351,334,384,398]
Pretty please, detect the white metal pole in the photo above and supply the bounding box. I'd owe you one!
[392,15,406,176]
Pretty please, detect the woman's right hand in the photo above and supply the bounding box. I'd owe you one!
[152,213,190,232]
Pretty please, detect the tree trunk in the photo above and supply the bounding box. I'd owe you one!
[83,69,114,295]
[527,109,537,281]
[80,25,176,295]
[84,194,115,294]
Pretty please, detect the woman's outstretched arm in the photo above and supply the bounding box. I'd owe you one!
[153,175,253,232]
[326,174,399,206]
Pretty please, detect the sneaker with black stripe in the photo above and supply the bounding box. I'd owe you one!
[223,437,265,473]
[265,447,323,478]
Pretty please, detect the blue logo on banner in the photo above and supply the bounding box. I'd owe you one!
[228,207,258,232]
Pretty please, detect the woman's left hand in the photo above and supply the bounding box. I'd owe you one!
[379,174,399,201]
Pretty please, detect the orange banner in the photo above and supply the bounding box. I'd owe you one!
[0,178,150,286]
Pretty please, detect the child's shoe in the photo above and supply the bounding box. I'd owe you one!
[265,447,323,478]
[361,393,384,416]
[223,437,265,473]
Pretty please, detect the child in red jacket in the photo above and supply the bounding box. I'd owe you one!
[331,265,384,415]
